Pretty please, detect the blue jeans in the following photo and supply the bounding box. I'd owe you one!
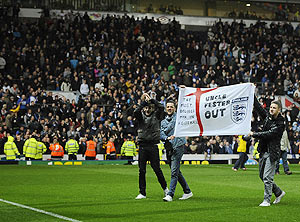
[168,145,191,197]
[275,150,290,173]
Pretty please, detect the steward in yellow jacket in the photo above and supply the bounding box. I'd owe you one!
[120,135,137,164]
[4,136,20,160]
[232,135,249,171]
[36,141,47,160]
[23,136,38,160]
[65,137,79,160]
[157,140,165,160]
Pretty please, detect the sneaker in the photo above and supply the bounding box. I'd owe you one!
[275,172,280,175]
[135,193,146,200]
[232,167,237,172]
[273,191,286,204]
[242,168,247,171]
[163,195,173,202]
[285,171,292,175]
[164,188,169,197]
[179,192,193,200]
[259,201,270,207]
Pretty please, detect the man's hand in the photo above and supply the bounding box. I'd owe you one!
[168,135,175,140]
[141,93,151,102]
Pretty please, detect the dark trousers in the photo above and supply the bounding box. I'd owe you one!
[275,150,290,173]
[51,156,63,160]
[85,156,95,160]
[68,154,77,160]
[106,153,116,160]
[25,157,35,160]
[121,156,134,164]
[233,152,248,169]
[138,144,167,196]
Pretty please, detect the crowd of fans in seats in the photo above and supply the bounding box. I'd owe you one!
[0,13,300,158]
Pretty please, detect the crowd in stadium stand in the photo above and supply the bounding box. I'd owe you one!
[0,12,300,158]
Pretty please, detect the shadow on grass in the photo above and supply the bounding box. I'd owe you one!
[70,201,255,219]
[31,196,257,216]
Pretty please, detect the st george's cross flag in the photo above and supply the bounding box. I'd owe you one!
[174,83,255,137]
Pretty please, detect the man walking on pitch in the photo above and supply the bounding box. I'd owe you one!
[161,99,192,202]
[249,97,286,207]
[275,129,292,175]
[134,93,168,200]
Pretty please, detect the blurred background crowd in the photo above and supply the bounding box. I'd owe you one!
[0,6,300,158]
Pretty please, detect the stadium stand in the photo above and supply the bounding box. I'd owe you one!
[0,5,300,161]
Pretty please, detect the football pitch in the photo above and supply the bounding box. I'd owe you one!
[0,164,299,222]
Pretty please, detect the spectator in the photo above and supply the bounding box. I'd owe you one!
[80,79,89,96]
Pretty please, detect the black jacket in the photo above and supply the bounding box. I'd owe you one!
[133,99,164,144]
[252,97,285,162]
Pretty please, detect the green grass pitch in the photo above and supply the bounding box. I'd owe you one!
[0,164,299,222]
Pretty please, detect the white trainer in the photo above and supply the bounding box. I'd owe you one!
[163,195,173,202]
[259,201,270,207]
[273,191,286,204]
[135,194,146,200]
[179,192,193,200]
[164,188,169,197]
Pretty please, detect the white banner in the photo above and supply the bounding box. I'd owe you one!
[174,83,255,137]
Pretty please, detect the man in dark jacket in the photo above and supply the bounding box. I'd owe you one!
[134,93,168,200]
[249,97,285,207]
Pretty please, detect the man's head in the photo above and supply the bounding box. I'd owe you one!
[143,103,155,116]
[166,100,176,116]
[53,136,58,143]
[269,100,281,117]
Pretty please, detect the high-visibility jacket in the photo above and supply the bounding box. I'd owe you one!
[36,141,47,159]
[237,136,247,153]
[4,136,20,160]
[106,141,116,154]
[85,140,97,157]
[121,140,137,157]
[23,138,38,158]
[253,141,260,159]
[157,141,165,160]
[49,143,64,157]
[65,139,79,155]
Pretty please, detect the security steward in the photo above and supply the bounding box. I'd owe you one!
[106,137,116,160]
[65,135,80,160]
[49,137,64,160]
[84,136,97,160]
[4,135,20,160]
[23,134,38,160]
[36,135,47,160]
[120,134,137,164]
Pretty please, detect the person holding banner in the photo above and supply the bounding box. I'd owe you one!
[249,97,286,207]
[134,93,168,200]
[161,99,193,202]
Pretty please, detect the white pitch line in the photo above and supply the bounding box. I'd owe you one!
[0,198,82,222]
